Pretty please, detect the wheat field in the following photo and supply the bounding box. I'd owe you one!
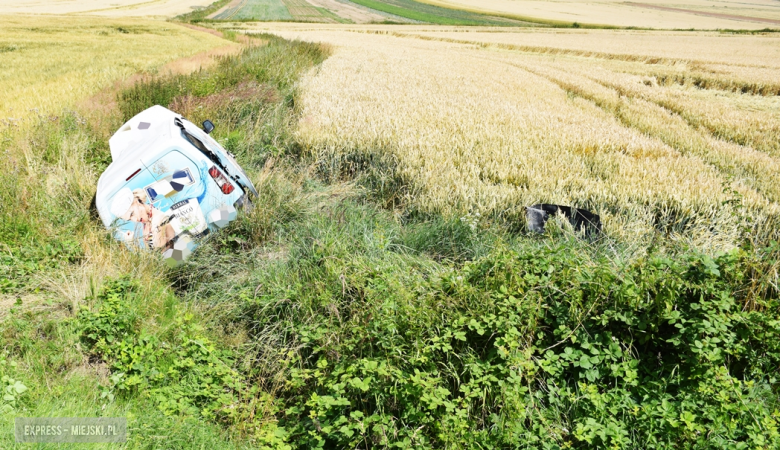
[235,23,780,248]
[0,0,212,17]
[0,15,237,124]
[414,0,780,29]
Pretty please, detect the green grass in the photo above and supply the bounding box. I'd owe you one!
[0,290,248,449]
[348,0,532,25]
[172,165,780,448]
[2,31,780,450]
[405,0,622,28]
[0,34,329,448]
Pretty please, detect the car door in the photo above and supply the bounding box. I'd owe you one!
[144,149,210,241]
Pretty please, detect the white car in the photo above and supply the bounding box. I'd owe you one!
[95,105,257,264]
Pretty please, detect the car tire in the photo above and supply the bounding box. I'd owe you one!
[235,194,254,213]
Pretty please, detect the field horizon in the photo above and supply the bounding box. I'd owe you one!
[2,0,780,29]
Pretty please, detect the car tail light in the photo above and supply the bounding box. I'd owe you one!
[209,166,234,195]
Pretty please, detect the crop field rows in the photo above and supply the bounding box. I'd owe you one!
[3,0,779,28]
[413,0,780,29]
[241,24,780,249]
[211,0,347,22]
[401,29,780,95]
[282,0,343,23]
[346,0,534,25]
[212,0,292,20]
[212,0,252,20]
[207,0,539,24]
[205,0,780,27]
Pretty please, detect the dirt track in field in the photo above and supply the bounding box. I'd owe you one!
[627,2,780,25]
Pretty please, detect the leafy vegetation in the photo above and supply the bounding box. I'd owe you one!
[175,186,780,448]
[2,28,779,450]
[76,278,290,445]
[0,351,28,415]
[0,33,328,449]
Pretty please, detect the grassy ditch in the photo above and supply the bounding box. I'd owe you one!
[1,32,780,449]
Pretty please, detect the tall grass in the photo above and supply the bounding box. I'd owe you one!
[112,31,780,449]
[2,26,779,450]
[173,157,780,448]
[0,34,331,448]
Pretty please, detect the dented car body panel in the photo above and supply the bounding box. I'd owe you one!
[96,105,256,261]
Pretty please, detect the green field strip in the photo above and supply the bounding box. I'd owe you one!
[213,0,246,19]
[347,0,484,24]
[177,0,232,21]
[348,0,534,25]
[214,0,292,20]
[283,0,331,21]
[412,0,606,27]
[316,6,354,23]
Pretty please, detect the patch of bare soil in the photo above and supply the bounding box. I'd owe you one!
[0,293,70,321]
[69,357,111,385]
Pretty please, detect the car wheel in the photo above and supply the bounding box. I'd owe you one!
[235,194,254,213]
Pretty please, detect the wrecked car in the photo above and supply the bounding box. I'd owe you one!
[95,105,257,265]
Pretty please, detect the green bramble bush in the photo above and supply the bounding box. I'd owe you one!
[59,32,780,449]
[0,352,28,415]
[77,279,276,434]
[235,230,780,449]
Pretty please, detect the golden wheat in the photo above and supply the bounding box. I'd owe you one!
[396,29,780,67]
[495,56,780,202]
[571,63,780,156]
[0,15,236,124]
[240,24,779,248]
[0,0,212,17]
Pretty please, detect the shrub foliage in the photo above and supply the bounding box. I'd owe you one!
[9,31,777,449]
[113,32,780,449]
[236,217,780,448]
